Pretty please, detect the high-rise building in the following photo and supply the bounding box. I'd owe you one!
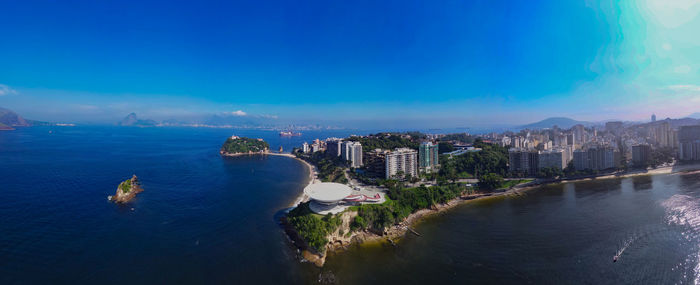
[418,142,439,173]
[572,124,586,146]
[365,149,390,177]
[652,114,656,122]
[573,146,620,170]
[567,133,575,147]
[651,121,675,148]
[511,136,524,149]
[632,144,651,166]
[326,139,343,157]
[554,134,568,147]
[538,149,567,170]
[341,141,351,160]
[679,126,700,161]
[508,149,539,176]
[348,142,363,168]
[302,142,310,153]
[385,148,418,179]
[573,150,588,171]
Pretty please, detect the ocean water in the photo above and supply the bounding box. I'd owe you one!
[3,126,700,284]
[0,126,354,284]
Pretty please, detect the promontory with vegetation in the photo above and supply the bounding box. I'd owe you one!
[285,132,533,266]
[109,175,143,203]
[220,135,270,156]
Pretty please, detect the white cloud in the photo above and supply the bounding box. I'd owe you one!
[231,110,247,116]
[0,84,18,96]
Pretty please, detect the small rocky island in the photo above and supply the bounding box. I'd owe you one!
[220,135,270,156]
[109,175,143,203]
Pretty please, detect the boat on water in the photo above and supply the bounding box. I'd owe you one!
[279,131,302,137]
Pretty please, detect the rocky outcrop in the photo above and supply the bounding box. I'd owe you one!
[109,175,143,203]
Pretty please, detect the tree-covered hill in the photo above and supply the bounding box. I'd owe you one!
[220,137,270,154]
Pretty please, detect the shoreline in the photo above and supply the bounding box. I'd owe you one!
[532,162,700,188]
[312,162,700,267]
[270,150,700,267]
[221,151,318,207]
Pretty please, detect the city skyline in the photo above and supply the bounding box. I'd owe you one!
[1,0,699,128]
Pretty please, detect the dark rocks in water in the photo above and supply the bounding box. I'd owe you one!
[110,175,143,203]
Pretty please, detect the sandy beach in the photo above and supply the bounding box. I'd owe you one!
[265,153,319,207]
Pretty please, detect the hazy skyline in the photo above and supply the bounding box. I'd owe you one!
[1,0,699,128]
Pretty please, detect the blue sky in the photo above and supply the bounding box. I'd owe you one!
[1,0,699,128]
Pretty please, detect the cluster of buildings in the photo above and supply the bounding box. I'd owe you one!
[503,115,700,175]
[302,138,363,168]
[679,125,700,161]
[298,114,700,180]
[375,142,440,179]
[300,137,441,180]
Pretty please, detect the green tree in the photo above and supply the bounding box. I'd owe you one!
[478,173,504,190]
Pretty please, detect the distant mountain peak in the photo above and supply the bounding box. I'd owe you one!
[0,107,30,127]
[118,113,156,127]
[517,117,591,130]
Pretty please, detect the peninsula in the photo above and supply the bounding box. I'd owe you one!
[220,135,270,156]
[283,124,700,267]
[109,175,143,203]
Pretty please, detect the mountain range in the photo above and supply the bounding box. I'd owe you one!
[116,112,280,128]
[516,117,594,130]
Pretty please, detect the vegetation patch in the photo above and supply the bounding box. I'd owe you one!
[287,202,342,253]
[221,137,269,154]
[353,184,464,232]
[296,151,347,183]
[118,179,132,194]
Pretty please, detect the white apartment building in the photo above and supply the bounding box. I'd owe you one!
[385,148,417,179]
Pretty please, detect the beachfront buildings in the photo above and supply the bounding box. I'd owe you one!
[385,148,418,179]
[632,144,651,166]
[508,149,539,176]
[573,146,621,171]
[419,142,439,173]
[302,142,310,153]
[679,125,700,161]
[538,148,568,170]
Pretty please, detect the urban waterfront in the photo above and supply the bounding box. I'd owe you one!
[321,172,700,284]
[3,127,700,284]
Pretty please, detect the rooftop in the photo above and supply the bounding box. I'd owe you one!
[303,182,353,204]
